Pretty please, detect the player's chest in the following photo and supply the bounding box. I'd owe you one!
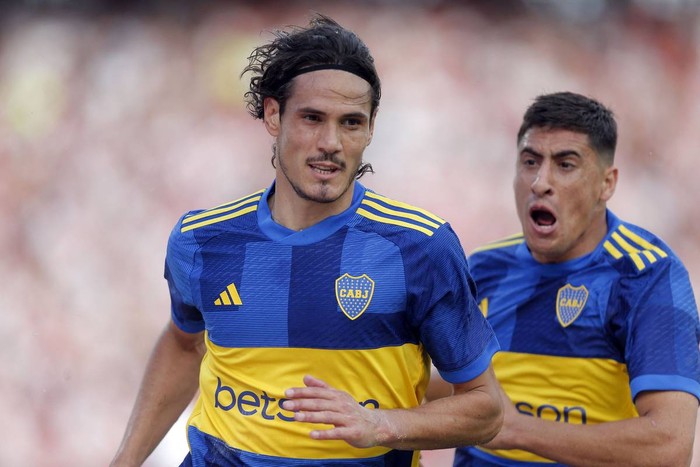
[480,272,618,356]
[192,239,409,321]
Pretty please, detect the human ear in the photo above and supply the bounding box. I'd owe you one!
[366,109,378,146]
[263,98,280,137]
[601,166,618,202]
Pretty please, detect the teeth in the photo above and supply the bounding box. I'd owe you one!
[312,166,334,174]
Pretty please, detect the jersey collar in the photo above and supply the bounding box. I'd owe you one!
[257,180,366,245]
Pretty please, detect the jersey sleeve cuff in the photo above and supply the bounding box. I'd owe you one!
[438,336,500,384]
[630,374,700,402]
[171,311,205,334]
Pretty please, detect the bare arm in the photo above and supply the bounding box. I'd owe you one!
[282,366,503,451]
[111,320,205,466]
[486,388,698,467]
[424,364,454,401]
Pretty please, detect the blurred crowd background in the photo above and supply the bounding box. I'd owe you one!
[1,0,699,465]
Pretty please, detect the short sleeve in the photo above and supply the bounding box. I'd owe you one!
[412,224,499,384]
[619,258,700,400]
[164,213,205,334]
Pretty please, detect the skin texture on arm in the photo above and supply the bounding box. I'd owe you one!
[485,387,698,467]
[111,321,205,467]
[282,367,503,451]
[424,365,455,402]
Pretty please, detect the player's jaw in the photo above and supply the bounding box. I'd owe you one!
[280,149,357,204]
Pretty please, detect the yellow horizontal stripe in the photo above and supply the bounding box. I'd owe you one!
[364,191,445,224]
[182,191,263,225]
[603,240,623,259]
[471,236,524,254]
[480,351,637,463]
[611,232,645,270]
[207,190,264,210]
[361,199,440,229]
[642,250,657,264]
[619,225,668,258]
[181,205,257,233]
[357,208,433,236]
[190,339,428,459]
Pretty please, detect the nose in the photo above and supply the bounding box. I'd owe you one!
[318,122,342,154]
[531,165,553,196]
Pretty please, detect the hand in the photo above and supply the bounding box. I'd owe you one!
[282,375,395,448]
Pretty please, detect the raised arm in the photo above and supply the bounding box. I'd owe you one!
[485,387,698,467]
[111,320,205,466]
[282,366,503,450]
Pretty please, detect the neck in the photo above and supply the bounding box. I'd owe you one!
[268,188,354,232]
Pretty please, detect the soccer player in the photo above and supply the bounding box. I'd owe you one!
[111,14,503,466]
[429,91,700,466]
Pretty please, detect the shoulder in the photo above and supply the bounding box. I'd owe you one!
[469,233,524,264]
[354,190,466,263]
[178,189,265,236]
[356,190,447,238]
[167,189,265,257]
[471,233,525,255]
[600,218,683,277]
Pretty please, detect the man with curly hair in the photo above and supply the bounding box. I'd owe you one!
[111,14,503,466]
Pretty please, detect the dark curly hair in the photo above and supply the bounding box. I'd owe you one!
[241,14,381,178]
[242,14,381,120]
[517,92,617,165]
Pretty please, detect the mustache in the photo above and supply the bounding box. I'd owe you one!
[307,152,345,168]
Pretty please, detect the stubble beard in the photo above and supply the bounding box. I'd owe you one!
[277,146,355,204]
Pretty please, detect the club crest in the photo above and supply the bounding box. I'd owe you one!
[556,284,589,327]
[335,273,375,320]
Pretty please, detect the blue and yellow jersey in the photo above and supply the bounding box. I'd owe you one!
[165,181,499,466]
[455,210,700,466]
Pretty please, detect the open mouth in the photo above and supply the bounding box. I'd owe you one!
[309,164,338,175]
[530,207,556,228]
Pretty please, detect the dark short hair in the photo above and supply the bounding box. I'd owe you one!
[242,14,381,121]
[517,92,617,165]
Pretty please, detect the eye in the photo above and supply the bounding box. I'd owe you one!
[521,156,537,167]
[559,160,575,169]
[342,117,363,128]
[303,114,321,122]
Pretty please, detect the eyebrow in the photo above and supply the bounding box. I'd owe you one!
[297,107,369,121]
[520,147,582,159]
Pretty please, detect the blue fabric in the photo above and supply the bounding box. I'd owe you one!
[166,181,498,465]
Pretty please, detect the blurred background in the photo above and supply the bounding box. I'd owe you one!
[1,0,699,465]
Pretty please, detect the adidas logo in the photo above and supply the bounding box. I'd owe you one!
[214,283,243,306]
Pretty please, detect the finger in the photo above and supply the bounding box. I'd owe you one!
[303,374,330,388]
[309,425,354,440]
[308,426,374,449]
[284,386,338,401]
[282,397,343,413]
[294,409,349,425]
[284,375,331,399]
